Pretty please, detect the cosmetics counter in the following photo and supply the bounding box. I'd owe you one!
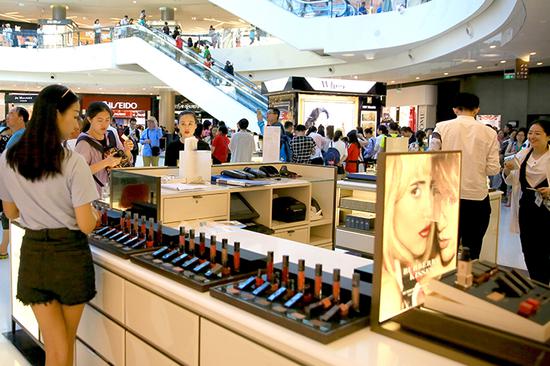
[9,221,461,366]
[334,177,503,261]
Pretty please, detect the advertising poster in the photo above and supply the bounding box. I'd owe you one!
[378,152,461,323]
[298,94,358,133]
[476,114,501,129]
[360,110,377,132]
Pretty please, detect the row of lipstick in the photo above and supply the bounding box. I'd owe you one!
[150,231,240,278]
[94,209,165,249]
[235,252,362,321]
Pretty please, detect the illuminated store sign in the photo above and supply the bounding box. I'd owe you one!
[81,95,152,111]
[305,77,376,94]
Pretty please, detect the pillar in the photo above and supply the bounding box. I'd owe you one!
[159,7,175,21]
[159,90,175,133]
[51,5,67,20]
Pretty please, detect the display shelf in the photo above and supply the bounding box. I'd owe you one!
[309,217,333,227]
[130,237,265,292]
[309,236,332,247]
[335,227,375,255]
[209,262,371,344]
[271,220,310,231]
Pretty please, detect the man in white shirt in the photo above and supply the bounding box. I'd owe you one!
[430,92,500,260]
[229,118,255,162]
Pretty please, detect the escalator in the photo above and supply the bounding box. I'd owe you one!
[112,25,267,127]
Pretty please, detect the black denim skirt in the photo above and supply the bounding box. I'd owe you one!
[17,228,96,306]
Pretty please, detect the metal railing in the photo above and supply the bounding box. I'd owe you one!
[271,0,432,18]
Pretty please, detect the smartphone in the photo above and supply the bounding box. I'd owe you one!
[504,155,519,170]
[121,134,129,141]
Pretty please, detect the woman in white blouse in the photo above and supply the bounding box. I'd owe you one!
[503,120,550,284]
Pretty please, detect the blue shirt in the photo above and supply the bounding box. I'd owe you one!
[140,127,163,157]
[257,119,265,135]
[6,128,25,150]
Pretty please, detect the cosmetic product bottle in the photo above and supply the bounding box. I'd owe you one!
[284,279,296,301]
[140,215,147,239]
[133,213,139,236]
[305,295,333,318]
[101,208,108,226]
[333,269,341,303]
[352,273,360,313]
[188,229,196,254]
[210,235,217,263]
[339,300,353,318]
[221,240,230,276]
[156,220,163,246]
[456,247,473,289]
[256,269,264,287]
[126,211,132,234]
[297,259,306,293]
[199,232,206,258]
[146,218,155,248]
[179,227,186,253]
[314,264,323,300]
[281,255,289,286]
[233,241,240,273]
[320,304,340,322]
[119,211,126,231]
[266,251,274,283]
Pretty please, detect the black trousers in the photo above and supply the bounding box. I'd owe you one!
[458,196,491,260]
[519,193,550,285]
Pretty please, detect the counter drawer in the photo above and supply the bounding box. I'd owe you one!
[273,227,309,244]
[77,305,125,366]
[125,282,199,366]
[126,332,179,366]
[200,319,299,366]
[75,340,109,366]
[162,193,228,223]
[89,264,125,323]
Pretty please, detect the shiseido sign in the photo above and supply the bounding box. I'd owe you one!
[105,101,139,110]
[81,95,152,111]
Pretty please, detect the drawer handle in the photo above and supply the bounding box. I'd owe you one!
[288,230,295,234]
[192,195,203,199]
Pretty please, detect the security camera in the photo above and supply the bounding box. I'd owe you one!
[328,67,334,73]
[50,74,55,79]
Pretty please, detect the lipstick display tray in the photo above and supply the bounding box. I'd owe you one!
[210,262,371,344]
[130,238,265,292]
[89,223,178,259]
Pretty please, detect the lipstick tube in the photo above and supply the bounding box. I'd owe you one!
[210,235,217,263]
[156,220,163,246]
[279,256,288,287]
[332,268,341,303]
[119,211,125,231]
[320,304,340,322]
[339,300,352,318]
[233,241,240,273]
[133,213,139,236]
[126,211,132,234]
[146,218,155,248]
[140,215,147,239]
[221,240,230,276]
[179,227,186,253]
[198,232,206,258]
[297,259,306,293]
[266,251,274,283]
[256,269,264,287]
[101,208,108,226]
[352,272,360,313]
[188,229,195,254]
[314,264,323,300]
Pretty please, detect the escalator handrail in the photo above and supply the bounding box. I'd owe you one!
[117,25,268,109]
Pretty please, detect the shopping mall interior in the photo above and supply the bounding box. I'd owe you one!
[0,0,549,365]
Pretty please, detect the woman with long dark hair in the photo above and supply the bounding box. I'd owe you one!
[345,131,362,173]
[0,84,100,366]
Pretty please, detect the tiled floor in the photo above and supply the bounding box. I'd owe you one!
[0,204,527,363]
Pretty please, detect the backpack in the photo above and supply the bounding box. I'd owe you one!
[324,142,341,166]
[280,134,292,162]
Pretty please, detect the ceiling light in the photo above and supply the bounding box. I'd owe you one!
[489,45,496,49]
[191,17,197,21]
[537,62,543,66]
[415,76,420,80]
[482,54,500,57]
[342,53,355,57]
[390,80,395,84]
[132,0,137,3]
[529,52,537,56]
[476,65,483,69]
[500,60,506,64]
[353,75,358,79]
[142,88,146,90]
[18,3,24,7]
[444,72,449,76]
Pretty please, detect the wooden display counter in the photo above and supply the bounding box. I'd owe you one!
[9,223,460,366]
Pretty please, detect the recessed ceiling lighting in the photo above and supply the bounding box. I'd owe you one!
[415,76,420,80]
[537,62,543,66]
[390,80,395,84]
[342,53,355,57]
[191,17,197,21]
[444,72,449,76]
[476,65,483,69]
[529,52,537,56]
[500,60,506,64]
[132,0,136,3]
[142,88,146,90]
[489,45,496,49]
[482,53,500,57]
[353,75,358,79]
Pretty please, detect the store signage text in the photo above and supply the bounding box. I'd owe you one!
[105,101,139,110]
[306,77,376,94]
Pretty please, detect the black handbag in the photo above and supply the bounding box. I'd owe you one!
[147,130,161,156]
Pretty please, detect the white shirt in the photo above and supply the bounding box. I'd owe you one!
[430,115,500,201]
[522,148,550,188]
[308,132,324,159]
[229,130,255,163]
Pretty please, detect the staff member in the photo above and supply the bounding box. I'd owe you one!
[429,92,500,260]
[0,85,99,366]
[123,117,141,166]
[503,120,550,284]
[140,117,163,166]
[164,110,210,166]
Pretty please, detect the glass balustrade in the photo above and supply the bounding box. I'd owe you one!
[271,0,432,18]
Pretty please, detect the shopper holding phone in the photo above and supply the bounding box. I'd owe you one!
[0,85,100,366]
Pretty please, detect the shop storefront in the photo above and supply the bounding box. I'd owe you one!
[81,94,153,127]
[4,92,38,119]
